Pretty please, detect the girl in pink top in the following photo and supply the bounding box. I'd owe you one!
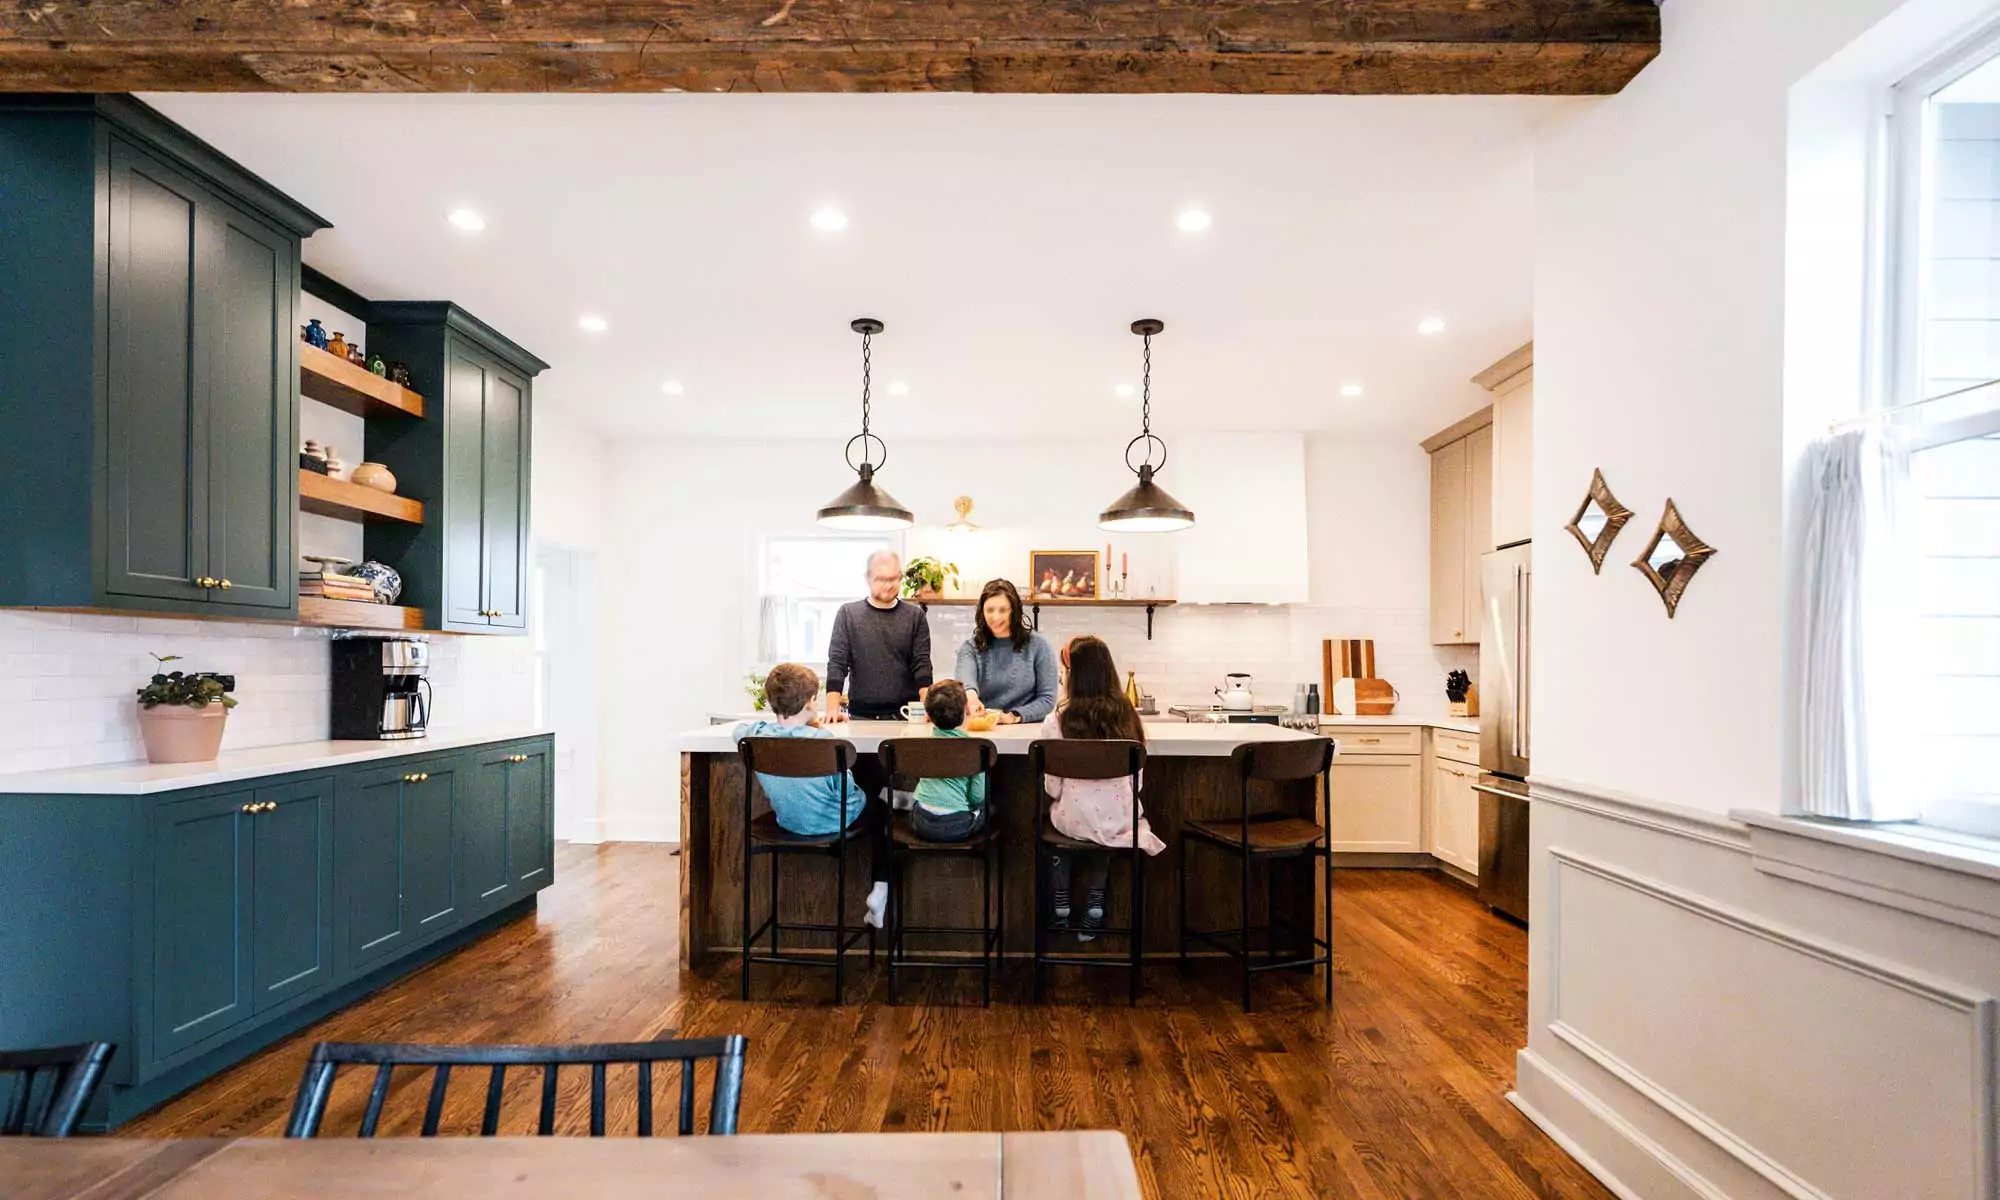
[1041,636,1165,939]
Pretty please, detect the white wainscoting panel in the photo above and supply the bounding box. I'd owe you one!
[1547,848,1997,1199]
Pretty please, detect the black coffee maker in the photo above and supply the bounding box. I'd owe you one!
[330,636,432,740]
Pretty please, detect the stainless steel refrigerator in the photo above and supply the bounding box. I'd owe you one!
[1476,543,1532,922]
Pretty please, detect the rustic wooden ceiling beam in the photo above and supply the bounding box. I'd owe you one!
[0,2,1661,95]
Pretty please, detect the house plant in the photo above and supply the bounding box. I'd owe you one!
[136,654,238,764]
[743,672,768,712]
[902,555,960,600]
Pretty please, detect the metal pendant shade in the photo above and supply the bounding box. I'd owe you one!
[1099,319,1195,532]
[817,317,913,531]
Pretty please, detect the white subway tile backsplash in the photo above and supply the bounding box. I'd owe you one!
[0,610,538,776]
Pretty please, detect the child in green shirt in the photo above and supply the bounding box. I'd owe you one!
[909,680,989,841]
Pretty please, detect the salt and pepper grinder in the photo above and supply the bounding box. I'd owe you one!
[1305,683,1321,716]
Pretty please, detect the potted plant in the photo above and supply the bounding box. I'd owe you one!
[743,672,768,712]
[136,654,238,764]
[902,555,960,600]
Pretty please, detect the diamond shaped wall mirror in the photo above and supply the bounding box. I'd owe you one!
[1563,468,1634,574]
[1632,499,1716,618]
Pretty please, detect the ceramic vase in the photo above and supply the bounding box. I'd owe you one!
[303,318,329,349]
[137,703,229,764]
[389,362,412,387]
[368,352,387,376]
[326,331,349,359]
[348,343,366,366]
[351,462,397,494]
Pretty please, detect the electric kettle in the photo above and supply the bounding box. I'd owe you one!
[1215,673,1255,711]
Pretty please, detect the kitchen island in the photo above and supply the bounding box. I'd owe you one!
[673,720,1332,967]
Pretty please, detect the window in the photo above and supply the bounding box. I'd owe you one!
[1885,34,2000,835]
[756,535,895,668]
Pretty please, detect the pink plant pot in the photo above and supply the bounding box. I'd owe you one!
[137,703,230,764]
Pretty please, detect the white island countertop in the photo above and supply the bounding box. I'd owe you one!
[0,727,553,796]
[675,718,1320,758]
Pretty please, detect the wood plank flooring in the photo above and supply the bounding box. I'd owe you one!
[122,843,1611,1200]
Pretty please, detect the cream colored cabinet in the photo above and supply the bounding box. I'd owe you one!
[1428,758,1480,876]
[1479,343,1534,549]
[1424,412,1493,645]
[1328,740,1424,852]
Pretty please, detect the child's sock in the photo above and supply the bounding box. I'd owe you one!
[1077,888,1107,941]
[1051,886,1071,929]
[864,881,888,929]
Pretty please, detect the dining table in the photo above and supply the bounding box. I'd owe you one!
[2,1130,1144,1199]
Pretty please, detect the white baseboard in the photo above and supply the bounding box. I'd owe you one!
[569,814,677,843]
[1513,1049,1727,1200]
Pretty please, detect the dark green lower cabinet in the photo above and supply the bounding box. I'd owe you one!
[1,735,551,1127]
[506,746,552,889]
[250,778,333,1013]
[150,789,256,1061]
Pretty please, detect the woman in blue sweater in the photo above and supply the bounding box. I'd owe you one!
[954,578,1059,724]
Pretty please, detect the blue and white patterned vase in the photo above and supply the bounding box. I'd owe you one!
[350,561,403,604]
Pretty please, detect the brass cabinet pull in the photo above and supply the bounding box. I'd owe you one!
[507,754,528,763]
[197,576,217,589]
[1357,737,1381,744]
[218,578,232,590]
[240,802,256,813]
[241,801,277,814]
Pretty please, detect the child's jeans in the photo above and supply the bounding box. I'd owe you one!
[1048,849,1110,897]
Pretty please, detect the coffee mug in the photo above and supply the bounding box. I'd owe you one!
[900,701,926,722]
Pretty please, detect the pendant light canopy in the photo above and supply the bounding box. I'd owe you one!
[1099,318,1195,532]
[817,317,913,531]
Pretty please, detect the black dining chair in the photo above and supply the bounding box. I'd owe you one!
[1030,738,1149,1006]
[284,1035,748,1137]
[738,736,875,1004]
[1178,737,1336,1012]
[0,1042,115,1138]
[877,736,1003,1006]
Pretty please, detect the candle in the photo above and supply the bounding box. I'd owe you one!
[1121,552,1128,577]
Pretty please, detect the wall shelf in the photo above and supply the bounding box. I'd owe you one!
[297,596,425,631]
[299,342,425,420]
[914,596,1176,639]
[298,471,424,525]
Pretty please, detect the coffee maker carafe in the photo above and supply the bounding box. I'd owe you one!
[331,635,432,740]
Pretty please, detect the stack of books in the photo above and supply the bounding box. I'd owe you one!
[299,569,379,603]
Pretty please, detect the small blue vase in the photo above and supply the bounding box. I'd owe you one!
[303,318,329,349]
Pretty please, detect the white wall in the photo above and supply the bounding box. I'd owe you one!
[1525,2,2000,1197]
[597,430,1472,841]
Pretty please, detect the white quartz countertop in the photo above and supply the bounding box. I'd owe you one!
[677,718,1324,757]
[706,709,1478,736]
[0,727,553,796]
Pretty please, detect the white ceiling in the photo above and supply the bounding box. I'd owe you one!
[146,93,1570,442]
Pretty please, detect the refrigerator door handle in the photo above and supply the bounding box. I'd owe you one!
[1519,565,1532,761]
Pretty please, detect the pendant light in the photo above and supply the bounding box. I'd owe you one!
[1099,318,1195,532]
[817,317,913,531]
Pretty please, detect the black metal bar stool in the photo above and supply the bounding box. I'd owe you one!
[738,736,875,1004]
[1177,737,1335,1012]
[878,737,1003,1006]
[1030,739,1149,1006]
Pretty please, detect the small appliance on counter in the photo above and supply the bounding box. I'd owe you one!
[1214,673,1255,710]
[1170,702,1290,725]
[331,634,432,740]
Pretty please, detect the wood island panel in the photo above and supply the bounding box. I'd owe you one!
[680,749,1325,965]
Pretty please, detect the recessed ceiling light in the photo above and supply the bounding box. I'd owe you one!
[810,207,850,232]
[446,208,486,233]
[1175,209,1213,233]
[887,381,909,396]
[578,314,608,333]
[1340,382,1364,397]
[1113,383,1137,398]
[1417,316,1447,335]
[661,380,685,395]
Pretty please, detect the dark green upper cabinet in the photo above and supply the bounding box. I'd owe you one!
[364,303,547,636]
[0,96,326,617]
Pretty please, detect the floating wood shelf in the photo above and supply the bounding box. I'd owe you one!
[915,596,1176,638]
[298,596,425,632]
[299,342,425,420]
[298,471,423,525]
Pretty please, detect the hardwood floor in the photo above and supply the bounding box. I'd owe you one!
[124,842,1611,1200]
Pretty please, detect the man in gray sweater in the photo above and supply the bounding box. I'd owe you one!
[824,549,932,722]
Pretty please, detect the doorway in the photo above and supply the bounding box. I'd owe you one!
[533,546,601,843]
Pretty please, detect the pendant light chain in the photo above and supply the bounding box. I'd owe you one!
[860,327,873,440]
[1140,328,1153,441]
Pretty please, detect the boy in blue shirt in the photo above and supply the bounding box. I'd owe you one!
[735,663,890,927]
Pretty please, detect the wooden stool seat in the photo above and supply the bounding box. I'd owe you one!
[1185,815,1326,853]
[1031,739,1150,1006]
[749,811,865,847]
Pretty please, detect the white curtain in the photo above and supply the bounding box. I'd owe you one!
[756,595,787,664]
[1791,427,1922,821]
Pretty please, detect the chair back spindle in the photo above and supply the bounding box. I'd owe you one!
[0,1043,115,1138]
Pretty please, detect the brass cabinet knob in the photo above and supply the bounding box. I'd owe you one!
[401,773,417,783]
[240,802,256,813]
[197,576,217,589]
[218,578,232,590]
